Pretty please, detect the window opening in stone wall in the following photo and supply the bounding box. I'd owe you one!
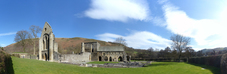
[118,56,123,61]
[109,57,112,61]
[99,56,102,61]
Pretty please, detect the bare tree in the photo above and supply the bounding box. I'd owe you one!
[114,37,127,46]
[164,47,171,58]
[14,30,32,52]
[29,25,42,55]
[171,34,190,62]
[148,47,154,58]
[185,47,195,59]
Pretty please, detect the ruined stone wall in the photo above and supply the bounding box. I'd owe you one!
[53,51,60,61]
[91,52,98,61]
[61,52,91,63]
[96,51,125,62]
[84,42,100,52]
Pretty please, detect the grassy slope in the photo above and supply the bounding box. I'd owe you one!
[12,57,220,74]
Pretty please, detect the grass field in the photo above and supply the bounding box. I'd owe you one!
[12,57,220,74]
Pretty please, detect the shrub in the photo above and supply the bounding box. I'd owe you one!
[0,50,14,74]
[221,53,227,74]
[188,55,222,68]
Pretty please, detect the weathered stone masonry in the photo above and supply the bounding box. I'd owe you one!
[39,22,59,61]
[39,22,131,63]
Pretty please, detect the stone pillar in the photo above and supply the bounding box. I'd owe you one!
[81,42,85,53]
[91,44,92,52]
[49,33,54,61]
[39,38,42,60]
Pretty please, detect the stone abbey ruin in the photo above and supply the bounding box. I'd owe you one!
[39,22,131,63]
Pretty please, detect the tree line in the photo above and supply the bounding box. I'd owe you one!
[116,34,208,62]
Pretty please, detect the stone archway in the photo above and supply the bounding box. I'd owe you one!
[109,57,112,61]
[118,56,123,62]
[104,56,108,61]
[45,53,48,61]
[99,56,102,61]
[127,56,130,61]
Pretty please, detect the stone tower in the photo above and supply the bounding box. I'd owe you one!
[39,22,58,61]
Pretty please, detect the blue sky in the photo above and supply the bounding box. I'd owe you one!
[0,0,227,51]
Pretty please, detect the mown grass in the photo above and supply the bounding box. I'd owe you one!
[12,57,220,74]
[87,61,119,64]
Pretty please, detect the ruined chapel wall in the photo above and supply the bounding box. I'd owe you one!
[84,42,100,52]
[97,51,125,62]
[61,52,91,63]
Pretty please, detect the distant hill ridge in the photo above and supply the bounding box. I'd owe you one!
[200,47,227,54]
[4,37,122,55]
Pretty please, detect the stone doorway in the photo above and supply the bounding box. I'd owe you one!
[127,56,130,61]
[118,56,123,61]
[109,57,112,61]
[99,56,102,61]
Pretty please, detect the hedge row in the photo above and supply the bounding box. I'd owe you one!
[221,54,227,74]
[131,58,187,62]
[188,54,227,74]
[188,55,222,68]
[0,50,14,74]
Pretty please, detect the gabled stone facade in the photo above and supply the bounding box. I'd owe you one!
[39,22,59,61]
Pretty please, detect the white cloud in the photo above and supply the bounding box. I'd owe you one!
[0,44,6,47]
[84,0,150,22]
[96,31,171,49]
[159,1,227,50]
[0,32,16,37]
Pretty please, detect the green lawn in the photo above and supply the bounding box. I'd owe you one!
[12,57,220,74]
[87,61,119,64]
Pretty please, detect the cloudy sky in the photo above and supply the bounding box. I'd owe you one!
[0,0,227,51]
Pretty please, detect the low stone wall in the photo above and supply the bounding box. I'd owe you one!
[79,61,151,68]
[61,52,91,63]
[10,53,28,58]
[61,61,151,68]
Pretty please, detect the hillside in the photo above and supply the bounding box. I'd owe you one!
[4,37,122,55]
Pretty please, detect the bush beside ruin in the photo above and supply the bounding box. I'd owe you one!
[0,50,14,74]
[221,53,227,74]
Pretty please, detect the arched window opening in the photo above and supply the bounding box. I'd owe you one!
[99,56,102,61]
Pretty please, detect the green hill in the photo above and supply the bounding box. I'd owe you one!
[4,37,122,55]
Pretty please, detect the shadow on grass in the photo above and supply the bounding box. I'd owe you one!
[186,63,221,74]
